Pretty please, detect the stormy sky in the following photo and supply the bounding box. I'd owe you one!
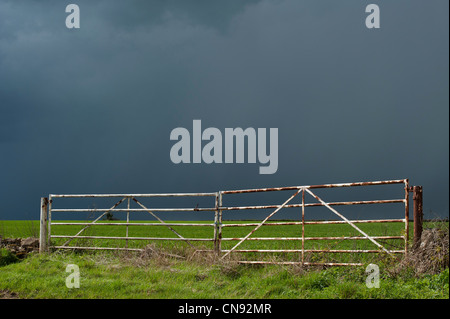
[0,0,448,221]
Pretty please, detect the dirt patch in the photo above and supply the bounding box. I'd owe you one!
[0,236,39,258]
[0,290,19,299]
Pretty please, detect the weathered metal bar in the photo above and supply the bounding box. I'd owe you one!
[221,186,300,194]
[222,249,405,254]
[52,235,213,241]
[221,222,303,227]
[53,246,144,251]
[303,219,405,225]
[218,191,223,253]
[39,197,48,253]
[307,180,406,189]
[302,262,364,266]
[61,197,127,247]
[301,188,305,265]
[305,188,392,255]
[222,237,303,241]
[219,199,405,211]
[224,250,310,253]
[126,197,130,249]
[50,199,404,213]
[51,199,403,212]
[47,195,52,249]
[51,207,217,212]
[225,222,306,227]
[51,192,217,198]
[303,236,404,240]
[52,245,186,259]
[221,188,301,259]
[236,261,364,266]
[213,192,219,254]
[220,236,404,241]
[132,197,195,249]
[404,179,409,255]
[413,186,423,245]
[221,179,406,194]
[51,222,214,227]
[221,219,405,227]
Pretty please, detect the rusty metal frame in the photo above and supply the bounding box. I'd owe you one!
[217,180,408,265]
[47,192,218,252]
[221,188,302,259]
[42,179,410,267]
[303,188,392,255]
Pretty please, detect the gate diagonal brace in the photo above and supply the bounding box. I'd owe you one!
[62,197,127,247]
[221,188,302,259]
[304,188,392,256]
[132,197,196,249]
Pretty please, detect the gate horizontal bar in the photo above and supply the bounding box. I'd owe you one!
[221,179,406,194]
[220,235,403,241]
[220,199,405,211]
[236,261,365,266]
[303,219,405,225]
[222,249,405,253]
[50,193,217,198]
[303,235,404,240]
[51,235,214,241]
[51,222,214,227]
[50,198,404,213]
[51,208,216,212]
[221,219,405,227]
[52,246,144,251]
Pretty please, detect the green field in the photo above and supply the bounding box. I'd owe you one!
[1,219,408,264]
[1,220,448,299]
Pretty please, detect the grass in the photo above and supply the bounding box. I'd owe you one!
[0,220,448,299]
[0,250,448,299]
[0,220,40,239]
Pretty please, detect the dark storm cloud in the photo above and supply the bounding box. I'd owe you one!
[0,0,448,220]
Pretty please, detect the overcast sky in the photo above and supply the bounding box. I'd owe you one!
[0,0,448,221]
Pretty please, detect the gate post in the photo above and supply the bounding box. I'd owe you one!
[39,197,48,253]
[404,179,409,255]
[413,186,423,246]
[213,192,223,255]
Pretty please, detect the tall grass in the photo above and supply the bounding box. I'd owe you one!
[0,247,448,299]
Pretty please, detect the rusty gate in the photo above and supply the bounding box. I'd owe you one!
[39,179,423,266]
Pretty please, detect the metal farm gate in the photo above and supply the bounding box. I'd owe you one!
[39,179,424,266]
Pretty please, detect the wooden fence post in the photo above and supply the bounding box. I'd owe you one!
[413,186,423,246]
[40,197,48,253]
